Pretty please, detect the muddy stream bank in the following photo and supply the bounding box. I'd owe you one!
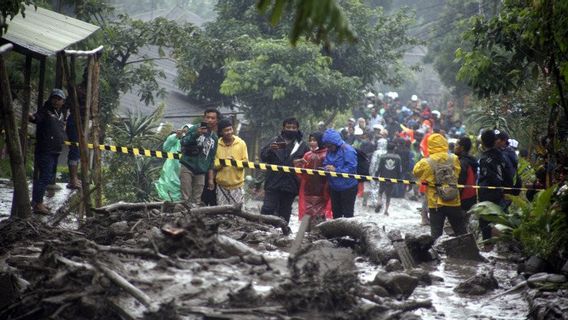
[0,189,556,319]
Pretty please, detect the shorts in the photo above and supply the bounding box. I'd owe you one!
[379,182,394,197]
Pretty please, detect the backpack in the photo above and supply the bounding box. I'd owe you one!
[461,165,477,200]
[426,156,459,201]
[355,148,370,176]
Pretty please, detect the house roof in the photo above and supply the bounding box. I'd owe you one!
[1,4,99,57]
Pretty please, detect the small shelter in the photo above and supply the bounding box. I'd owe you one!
[0,5,101,218]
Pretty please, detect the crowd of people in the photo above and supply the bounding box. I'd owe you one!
[30,87,524,247]
[151,91,526,248]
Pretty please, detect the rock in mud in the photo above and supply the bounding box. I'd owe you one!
[405,233,435,263]
[372,271,419,298]
[523,256,552,275]
[526,290,568,320]
[406,268,439,285]
[435,233,485,262]
[454,270,499,295]
[385,259,404,272]
[109,221,129,236]
[293,246,355,278]
[562,260,568,275]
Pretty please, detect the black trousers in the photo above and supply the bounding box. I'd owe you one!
[330,185,358,219]
[429,206,467,240]
[261,190,296,223]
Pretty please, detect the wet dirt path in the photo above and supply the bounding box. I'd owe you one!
[256,196,529,319]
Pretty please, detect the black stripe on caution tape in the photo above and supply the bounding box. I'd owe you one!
[65,141,182,160]
[64,140,539,191]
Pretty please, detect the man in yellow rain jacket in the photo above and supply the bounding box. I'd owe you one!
[413,133,467,239]
[214,119,248,205]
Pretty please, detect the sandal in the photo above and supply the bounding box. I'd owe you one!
[66,180,82,189]
[33,203,51,215]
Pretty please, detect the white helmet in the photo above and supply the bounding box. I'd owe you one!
[431,110,441,119]
[367,103,374,109]
[366,91,376,98]
[411,94,418,102]
[378,93,384,100]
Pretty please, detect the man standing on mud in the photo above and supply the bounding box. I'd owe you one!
[214,118,248,205]
[413,133,467,240]
[29,89,66,214]
[179,109,219,207]
[260,118,309,224]
[478,129,513,247]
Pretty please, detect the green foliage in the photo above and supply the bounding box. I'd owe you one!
[329,1,418,86]
[176,0,417,111]
[456,0,568,117]
[470,186,568,262]
[422,0,482,98]
[0,0,34,35]
[220,38,360,133]
[256,0,356,47]
[463,76,554,152]
[103,104,165,202]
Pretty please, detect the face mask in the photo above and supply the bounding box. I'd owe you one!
[281,130,298,141]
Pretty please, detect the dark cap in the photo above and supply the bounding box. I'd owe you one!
[199,121,208,129]
[50,88,66,100]
[495,129,509,141]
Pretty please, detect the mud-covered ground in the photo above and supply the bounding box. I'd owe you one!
[0,183,562,319]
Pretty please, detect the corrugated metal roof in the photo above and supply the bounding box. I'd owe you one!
[2,5,99,57]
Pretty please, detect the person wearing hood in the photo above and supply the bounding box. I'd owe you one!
[260,118,309,224]
[322,129,358,219]
[413,133,467,240]
[298,132,332,226]
[29,89,67,214]
[455,137,478,213]
[214,119,248,205]
[155,124,192,201]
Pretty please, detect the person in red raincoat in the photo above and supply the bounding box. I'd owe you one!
[298,132,332,224]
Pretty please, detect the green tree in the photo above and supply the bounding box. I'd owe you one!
[176,0,417,105]
[0,0,34,35]
[422,0,484,102]
[220,38,361,132]
[456,0,568,117]
[255,0,356,46]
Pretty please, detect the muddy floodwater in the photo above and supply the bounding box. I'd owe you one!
[249,197,529,319]
[1,180,530,319]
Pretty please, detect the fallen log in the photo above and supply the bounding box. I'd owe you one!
[216,235,272,267]
[190,203,289,234]
[94,261,155,310]
[314,218,397,265]
[93,201,183,213]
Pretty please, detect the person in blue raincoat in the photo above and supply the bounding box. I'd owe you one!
[155,124,192,201]
[322,128,358,219]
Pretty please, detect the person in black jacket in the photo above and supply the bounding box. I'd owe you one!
[375,142,402,216]
[478,129,514,243]
[260,118,309,224]
[455,137,478,212]
[29,89,66,214]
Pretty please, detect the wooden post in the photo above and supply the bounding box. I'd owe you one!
[19,55,32,164]
[0,44,31,219]
[90,54,102,207]
[61,54,91,219]
[37,56,46,110]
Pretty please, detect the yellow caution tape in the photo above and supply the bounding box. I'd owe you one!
[64,140,538,191]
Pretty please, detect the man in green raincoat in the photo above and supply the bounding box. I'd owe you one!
[155,124,192,201]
